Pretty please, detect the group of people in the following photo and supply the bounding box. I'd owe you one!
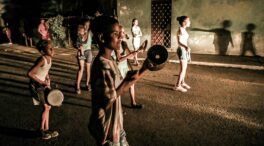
[27,16,148,142]
[74,17,146,109]
[0,17,50,47]
[27,14,192,145]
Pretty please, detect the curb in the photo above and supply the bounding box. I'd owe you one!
[138,58,264,71]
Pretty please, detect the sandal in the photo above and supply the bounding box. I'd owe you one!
[76,88,81,94]
[131,103,143,109]
[40,130,51,140]
[49,130,59,138]
[86,85,92,91]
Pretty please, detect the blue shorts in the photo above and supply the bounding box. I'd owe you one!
[177,47,190,61]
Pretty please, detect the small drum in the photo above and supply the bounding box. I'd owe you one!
[46,89,64,107]
[146,45,168,71]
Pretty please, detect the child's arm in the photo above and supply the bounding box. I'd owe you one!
[131,27,137,37]
[138,27,142,37]
[117,41,136,62]
[79,45,84,55]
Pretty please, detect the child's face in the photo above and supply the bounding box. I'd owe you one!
[46,43,54,57]
[120,27,126,40]
[134,20,138,26]
[79,28,85,36]
[84,21,90,30]
[106,23,122,50]
[184,18,191,27]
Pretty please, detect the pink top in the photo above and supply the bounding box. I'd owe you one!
[38,23,49,40]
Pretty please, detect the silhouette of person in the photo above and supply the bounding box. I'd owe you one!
[192,20,234,55]
[19,19,33,47]
[241,23,258,57]
[4,22,13,44]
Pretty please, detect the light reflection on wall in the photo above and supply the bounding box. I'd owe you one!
[0,1,6,26]
[0,1,6,15]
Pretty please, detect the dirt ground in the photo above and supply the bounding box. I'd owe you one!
[0,44,263,146]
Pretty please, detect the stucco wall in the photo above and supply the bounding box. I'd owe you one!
[117,0,151,51]
[118,0,264,56]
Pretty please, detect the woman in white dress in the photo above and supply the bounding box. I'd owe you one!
[131,18,142,66]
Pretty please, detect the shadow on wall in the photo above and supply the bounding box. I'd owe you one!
[191,20,234,56]
[240,23,258,57]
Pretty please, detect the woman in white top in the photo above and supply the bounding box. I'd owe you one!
[131,18,142,66]
[174,16,191,92]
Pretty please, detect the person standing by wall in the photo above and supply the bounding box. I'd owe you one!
[174,16,191,92]
[131,18,142,66]
[19,19,33,47]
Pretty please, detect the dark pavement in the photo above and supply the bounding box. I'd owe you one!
[0,43,263,146]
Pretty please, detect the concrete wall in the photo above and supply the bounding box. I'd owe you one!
[117,0,264,56]
[117,0,151,51]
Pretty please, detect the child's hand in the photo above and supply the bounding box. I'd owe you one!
[79,46,84,55]
[42,79,51,89]
[121,70,139,92]
[124,70,139,82]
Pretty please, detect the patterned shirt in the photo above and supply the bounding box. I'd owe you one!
[89,54,124,143]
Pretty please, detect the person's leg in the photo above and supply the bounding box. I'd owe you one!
[180,60,188,84]
[24,35,28,46]
[134,53,138,65]
[181,63,191,89]
[76,60,85,94]
[133,39,139,65]
[252,47,257,57]
[129,84,143,109]
[40,104,52,139]
[29,37,33,47]
[174,60,188,92]
[5,28,12,44]
[129,84,136,105]
[44,104,50,130]
[41,104,58,139]
[133,48,139,65]
[41,104,51,130]
[175,61,182,87]
[86,63,91,91]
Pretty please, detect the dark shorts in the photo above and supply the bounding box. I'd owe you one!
[29,80,48,105]
[78,50,93,63]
